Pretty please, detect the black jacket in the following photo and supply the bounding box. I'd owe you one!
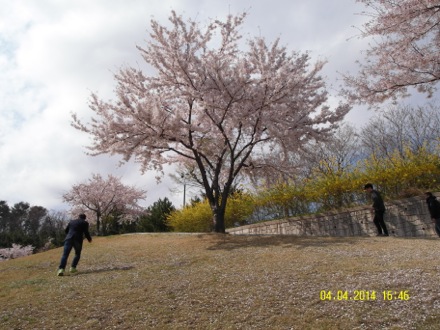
[426,195,440,219]
[371,190,386,213]
[65,218,92,242]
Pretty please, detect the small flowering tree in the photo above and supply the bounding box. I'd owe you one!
[0,244,34,261]
[63,174,146,235]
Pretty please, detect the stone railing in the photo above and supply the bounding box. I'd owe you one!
[226,193,439,237]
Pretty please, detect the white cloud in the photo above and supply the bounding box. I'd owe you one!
[0,0,433,212]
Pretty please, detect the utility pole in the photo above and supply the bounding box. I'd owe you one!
[181,173,186,207]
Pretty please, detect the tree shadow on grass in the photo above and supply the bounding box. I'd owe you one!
[205,234,366,251]
[77,265,135,275]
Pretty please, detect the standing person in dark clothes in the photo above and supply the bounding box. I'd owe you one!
[57,213,92,276]
[425,192,440,237]
[364,183,389,236]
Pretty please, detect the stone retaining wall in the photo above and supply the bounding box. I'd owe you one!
[226,193,439,237]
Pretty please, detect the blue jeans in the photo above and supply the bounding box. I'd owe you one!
[59,239,83,269]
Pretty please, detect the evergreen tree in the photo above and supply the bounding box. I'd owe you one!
[137,198,175,232]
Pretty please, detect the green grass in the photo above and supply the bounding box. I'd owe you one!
[1,234,439,329]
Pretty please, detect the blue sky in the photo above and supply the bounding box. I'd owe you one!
[0,0,434,212]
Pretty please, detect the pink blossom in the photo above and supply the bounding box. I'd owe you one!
[343,0,440,105]
[0,244,34,261]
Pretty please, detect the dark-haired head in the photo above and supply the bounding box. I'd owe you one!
[364,183,373,190]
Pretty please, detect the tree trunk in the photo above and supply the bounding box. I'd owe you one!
[96,212,101,235]
[212,205,226,233]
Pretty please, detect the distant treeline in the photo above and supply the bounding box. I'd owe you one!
[0,197,176,250]
[0,201,67,250]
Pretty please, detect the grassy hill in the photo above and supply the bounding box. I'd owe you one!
[0,233,439,329]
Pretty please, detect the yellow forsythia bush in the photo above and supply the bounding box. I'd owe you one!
[254,146,440,217]
[254,181,309,218]
[358,146,440,198]
[169,146,440,228]
[167,192,255,232]
[167,200,213,232]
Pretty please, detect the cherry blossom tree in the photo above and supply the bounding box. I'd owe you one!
[63,174,146,235]
[0,244,34,261]
[73,11,349,233]
[343,0,440,105]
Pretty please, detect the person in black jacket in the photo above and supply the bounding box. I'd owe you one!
[425,192,440,237]
[57,213,92,276]
[364,183,389,236]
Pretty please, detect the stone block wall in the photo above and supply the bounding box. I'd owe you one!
[226,193,439,237]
